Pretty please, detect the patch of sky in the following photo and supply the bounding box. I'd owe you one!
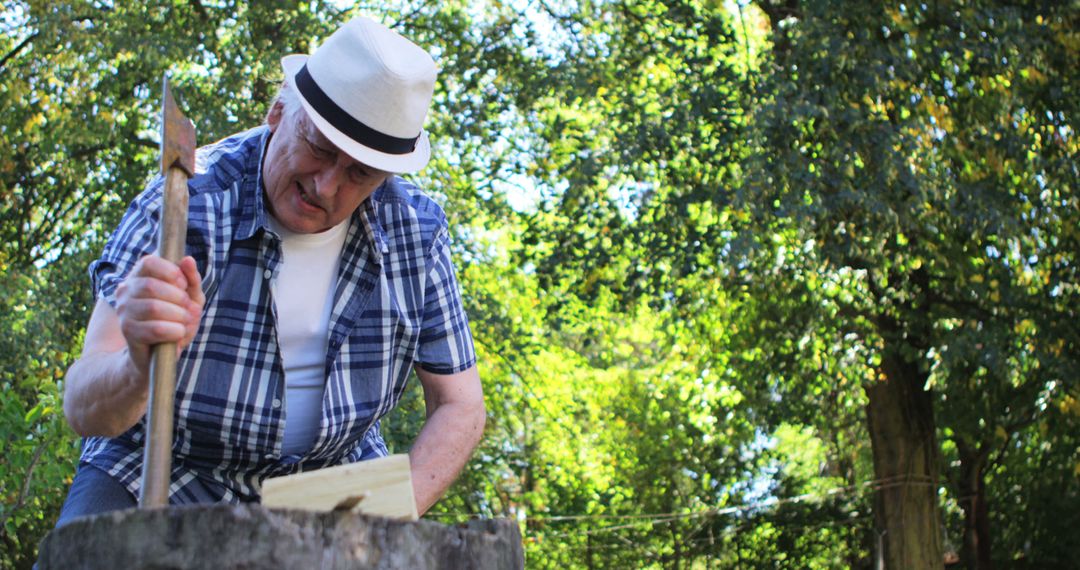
[736,428,782,507]
[943,78,956,98]
[498,172,551,212]
[482,123,555,213]
[609,179,651,222]
[457,227,507,265]
[2,4,30,36]
[1058,123,1072,141]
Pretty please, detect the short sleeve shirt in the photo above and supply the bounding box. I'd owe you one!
[80,126,476,504]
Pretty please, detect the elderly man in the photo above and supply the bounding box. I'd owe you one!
[57,16,484,523]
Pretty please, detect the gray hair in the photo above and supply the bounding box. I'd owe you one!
[269,80,308,126]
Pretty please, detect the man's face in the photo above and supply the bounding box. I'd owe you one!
[262,102,389,234]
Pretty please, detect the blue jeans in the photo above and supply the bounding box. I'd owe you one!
[54,463,137,527]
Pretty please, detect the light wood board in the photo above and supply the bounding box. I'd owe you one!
[261,454,418,521]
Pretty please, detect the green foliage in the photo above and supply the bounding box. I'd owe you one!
[987,407,1080,567]
[0,252,91,567]
[2,0,1077,567]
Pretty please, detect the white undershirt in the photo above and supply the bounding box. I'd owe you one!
[267,216,349,455]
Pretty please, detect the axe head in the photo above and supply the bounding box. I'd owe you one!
[160,75,197,176]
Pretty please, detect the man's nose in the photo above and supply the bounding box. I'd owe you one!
[313,160,348,198]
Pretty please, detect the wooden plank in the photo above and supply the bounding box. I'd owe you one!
[261,454,418,521]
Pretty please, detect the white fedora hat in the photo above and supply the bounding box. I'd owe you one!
[281,17,437,173]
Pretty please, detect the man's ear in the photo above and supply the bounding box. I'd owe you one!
[266,100,285,132]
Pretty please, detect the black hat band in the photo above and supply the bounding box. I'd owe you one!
[295,64,419,155]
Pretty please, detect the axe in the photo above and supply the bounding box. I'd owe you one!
[139,75,196,508]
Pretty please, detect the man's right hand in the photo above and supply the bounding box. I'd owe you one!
[114,255,205,379]
[64,255,205,437]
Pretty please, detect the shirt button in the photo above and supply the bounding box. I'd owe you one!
[272,398,282,409]
[263,268,272,279]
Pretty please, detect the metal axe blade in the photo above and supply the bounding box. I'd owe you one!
[160,76,196,177]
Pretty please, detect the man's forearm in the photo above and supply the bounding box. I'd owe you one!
[408,399,485,515]
[65,261,204,439]
[64,349,149,438]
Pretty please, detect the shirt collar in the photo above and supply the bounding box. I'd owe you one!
[234,126,271,242]
[356,184,390,264]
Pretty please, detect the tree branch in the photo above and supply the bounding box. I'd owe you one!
[189,0,208,19]
[0,440,47,537]
[0,31,38,72]
[129,135,159,150]
[388,1,433,30]
[753,0,801,60]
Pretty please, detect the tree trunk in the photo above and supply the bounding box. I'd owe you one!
[672,527,682,570]
[956,438,993,570]
[39,504,524,569]
[865,346,943,569]
[586,527,595,570]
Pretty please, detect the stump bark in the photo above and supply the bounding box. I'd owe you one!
[38,505,523,569]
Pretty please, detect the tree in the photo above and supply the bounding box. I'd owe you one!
[740,0,1079,567]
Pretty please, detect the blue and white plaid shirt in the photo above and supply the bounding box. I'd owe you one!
[80,126,476,504]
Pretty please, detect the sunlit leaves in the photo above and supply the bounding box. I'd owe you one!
[2,0,1077,567]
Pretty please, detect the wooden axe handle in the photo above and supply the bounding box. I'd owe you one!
[139,165,191,508]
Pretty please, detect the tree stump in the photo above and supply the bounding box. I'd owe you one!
[37,505,523,569]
